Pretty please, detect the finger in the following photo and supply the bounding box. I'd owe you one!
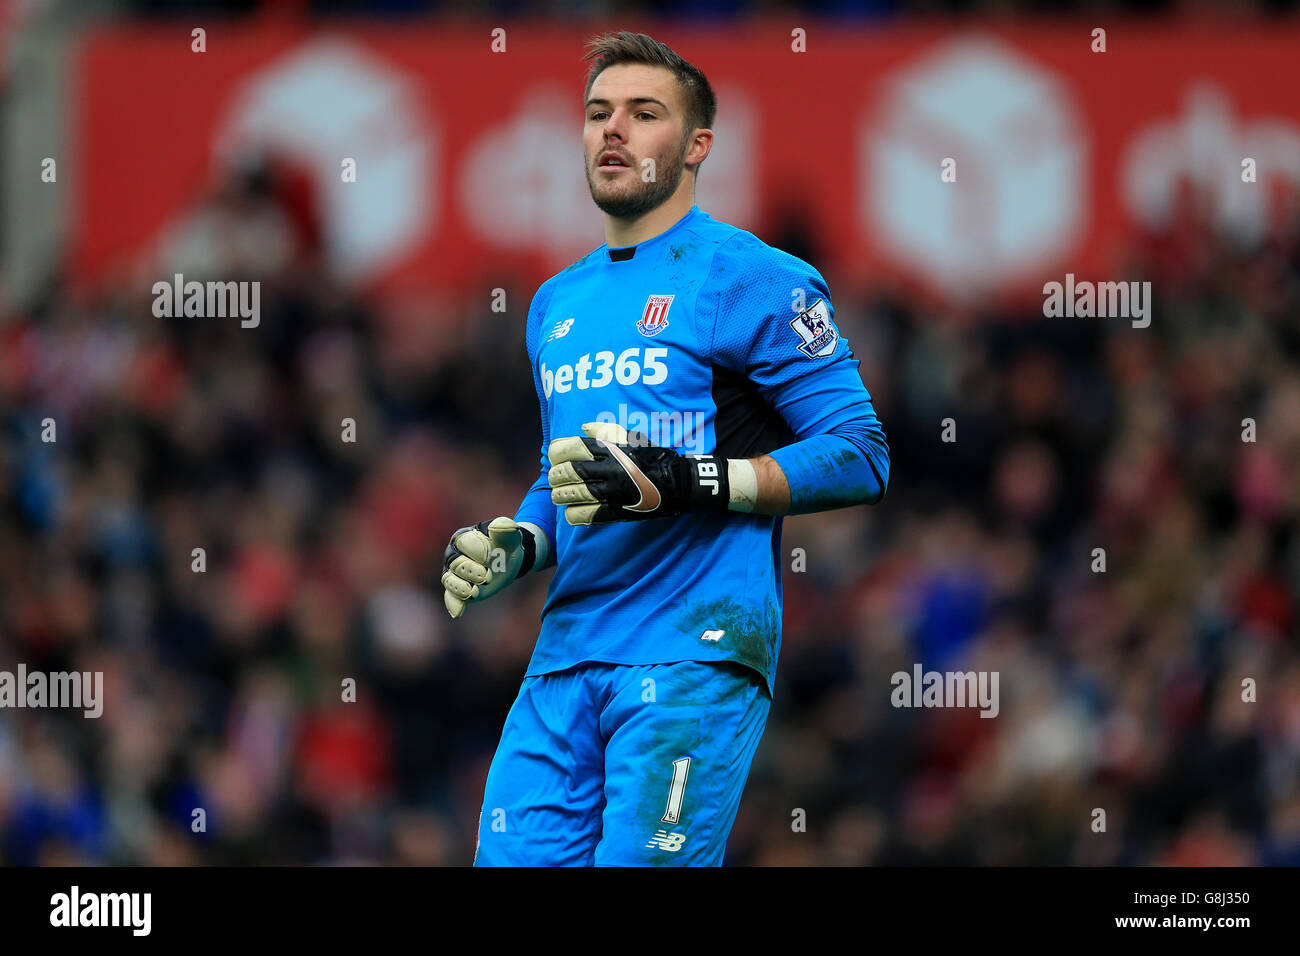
[584,421,654,448]
[547,461,584,487]
[486,516,521,552]
[563,503,600,526]
[447,555,490,585]
[548,435,599,467]
[442,569,480,601]
[452,527,492,564]
[552,481,599,506]
[581,420,630,444]
[444,589,466,619]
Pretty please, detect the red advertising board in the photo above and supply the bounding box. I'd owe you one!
[72,23,1300,303]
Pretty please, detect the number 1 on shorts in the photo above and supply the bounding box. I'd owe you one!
[661,756,691,824]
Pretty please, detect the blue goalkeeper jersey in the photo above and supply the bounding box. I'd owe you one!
[513,204,889,698]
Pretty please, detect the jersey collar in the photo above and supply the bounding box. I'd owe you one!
[604,204,704,262]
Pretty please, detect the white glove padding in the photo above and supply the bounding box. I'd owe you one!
[441,516,533,619]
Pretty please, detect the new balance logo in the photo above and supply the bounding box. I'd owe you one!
[700,629,725,642]
[645,830,688,852]
[547,318,575,342]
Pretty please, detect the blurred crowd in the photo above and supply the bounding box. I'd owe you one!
[1,152,1298,866]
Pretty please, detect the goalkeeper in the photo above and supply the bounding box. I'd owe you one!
[443,32,889,866]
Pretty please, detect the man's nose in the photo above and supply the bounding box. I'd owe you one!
[601,109,628,139]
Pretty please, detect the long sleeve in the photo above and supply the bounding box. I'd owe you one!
[704,235,890,515]
[512,280,560,567]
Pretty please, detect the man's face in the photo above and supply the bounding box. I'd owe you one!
[584,63,692,220]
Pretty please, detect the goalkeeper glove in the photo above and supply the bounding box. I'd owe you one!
[548,421,757,525]
[441,516,537,619]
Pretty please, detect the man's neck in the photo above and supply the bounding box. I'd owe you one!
[604,190,695,249]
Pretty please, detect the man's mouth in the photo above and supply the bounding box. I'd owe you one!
[597,151,631,172]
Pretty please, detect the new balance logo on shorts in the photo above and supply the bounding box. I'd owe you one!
[645,830,688,852]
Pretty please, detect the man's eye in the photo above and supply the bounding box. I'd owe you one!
[589,112,608,121]
[637,112,656,120]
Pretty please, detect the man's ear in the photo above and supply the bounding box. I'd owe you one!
[686,128,713,170]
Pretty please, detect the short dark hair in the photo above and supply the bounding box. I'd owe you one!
[583,32,717,140]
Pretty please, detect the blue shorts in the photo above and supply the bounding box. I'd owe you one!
[474,659,771,866]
